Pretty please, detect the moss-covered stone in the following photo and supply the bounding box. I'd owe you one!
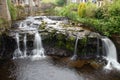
[39,22,46,29]
[56,33,66,40]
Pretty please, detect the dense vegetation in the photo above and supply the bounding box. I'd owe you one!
[56,0,120,36]
[55,0,66,6]
[4,0,120,36]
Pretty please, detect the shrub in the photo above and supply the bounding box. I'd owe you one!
[55,0,66,6]
[58,4,79,20]
[85,2,97,18]
[78,3,86,18]
[95,8,104,19]
[57,0,120,36]
[108,0,120,16]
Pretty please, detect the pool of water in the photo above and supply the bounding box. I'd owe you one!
[0,57,120,80]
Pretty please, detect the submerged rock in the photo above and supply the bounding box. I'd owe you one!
[51,56,104,69]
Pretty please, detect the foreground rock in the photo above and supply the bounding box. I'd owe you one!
[8,16,103,59]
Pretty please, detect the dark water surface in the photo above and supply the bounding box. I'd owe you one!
[0,57,120,80]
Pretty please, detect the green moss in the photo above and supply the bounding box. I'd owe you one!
[66,42,74,51]
[56,40,65,48]
[69,36,75,41]
[81,37,87,45]
[39,22,46,29]
[56,34,65,40]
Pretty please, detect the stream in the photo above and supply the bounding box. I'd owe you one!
[0,57,120,80]
[0,16,120,80]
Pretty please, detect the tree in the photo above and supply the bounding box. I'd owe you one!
[0,0,11,21]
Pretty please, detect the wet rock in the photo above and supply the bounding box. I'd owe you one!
[44,46,72,57]
[90,60,103,69]
[11,23,19,28]
[51,57,104,69]
[9,16,103,59]
[0,34,16,59]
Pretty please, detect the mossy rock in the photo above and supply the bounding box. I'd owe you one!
[56,33,66,40]
[68,36,75,41]
[66,41,74,51]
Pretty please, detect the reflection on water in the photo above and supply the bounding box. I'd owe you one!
[0,57,120,80]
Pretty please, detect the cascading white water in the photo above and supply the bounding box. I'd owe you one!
[19,22,30,30]
[102,37,120,70]
[71,37,79,60]
[13,16,67,59]
[97,38,100,57]
[32,32,45,59]
[23,34,27,57]
[13,33,23,59]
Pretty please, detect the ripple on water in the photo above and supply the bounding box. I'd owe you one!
[12,58,84,80]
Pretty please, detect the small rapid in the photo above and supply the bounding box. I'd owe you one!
[102,37,120,70]
[32,32,45,60]
[71,37,79,60]
[13,33,22,59]
[23,34,27,57]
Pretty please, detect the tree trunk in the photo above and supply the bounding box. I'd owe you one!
[0,0,11,21]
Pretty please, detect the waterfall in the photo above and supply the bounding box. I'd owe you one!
[13,33,23,59]
[101,37,120,70]
[32,32,45,59]
[71,37,79,60]
[23,34,27,57]
[97,37,100,57]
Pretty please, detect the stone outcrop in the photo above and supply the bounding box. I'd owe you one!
[9,16,102,59]
[0,34,16,60]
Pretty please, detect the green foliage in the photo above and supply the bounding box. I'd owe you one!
[78,2,97,18]
[56,0,120,36]
[42,0,56,3]
[57,4,79,20]
[85,3,97,18]
[81,37,87,46]
[78,3,86,18]
[55,0,66,6]
[108,0,120,16]
[7,0,17,20]
[77,0,120,36]
[95,8,104,19]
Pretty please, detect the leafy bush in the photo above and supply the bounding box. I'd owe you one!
[85,3,97,18]
[78,3,86,18]
[108,0,120,16]
[77,2,97,18]
[57,0,120,36]
[57,4,79,20]
[95,8,104,19]
[55,0,66,6]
